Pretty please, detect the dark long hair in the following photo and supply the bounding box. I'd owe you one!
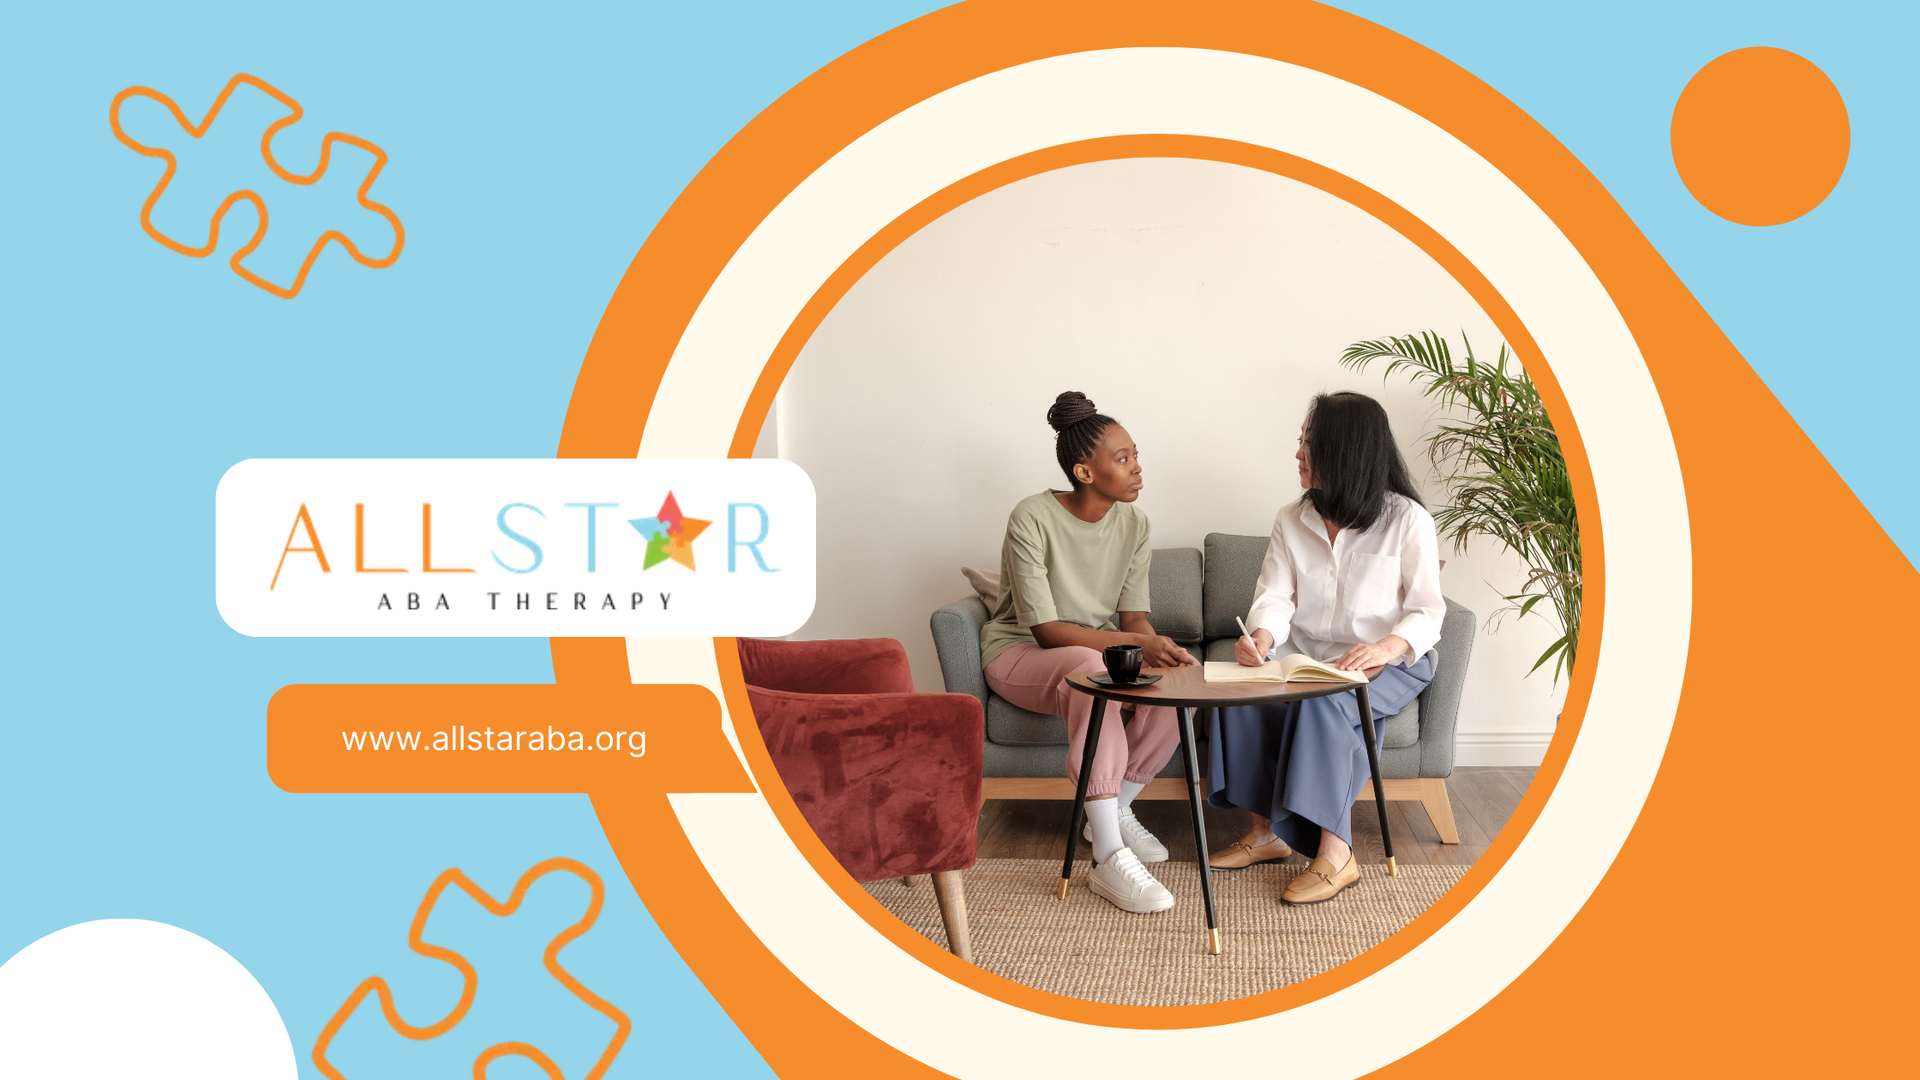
[1047,391,1117,486]
[1303,391,1422,531]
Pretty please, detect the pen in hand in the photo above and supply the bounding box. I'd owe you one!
[1235,616,1265,664]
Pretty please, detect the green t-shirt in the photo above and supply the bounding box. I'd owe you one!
[979,490,1153,670]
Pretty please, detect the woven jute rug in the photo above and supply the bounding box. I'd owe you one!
[863,857,1468,1006]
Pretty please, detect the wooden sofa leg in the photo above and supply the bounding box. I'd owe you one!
[899,875,921,887]
[1420,777,1460,844]
[930,870,974,962]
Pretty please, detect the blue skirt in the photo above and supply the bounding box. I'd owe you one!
[1205,655,1433,860]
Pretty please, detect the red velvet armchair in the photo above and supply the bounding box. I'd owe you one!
[738,637,983,960]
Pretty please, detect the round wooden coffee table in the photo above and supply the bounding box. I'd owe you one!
[1063,663,1391,955]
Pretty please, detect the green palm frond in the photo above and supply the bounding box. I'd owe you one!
[1343,332,1581,683]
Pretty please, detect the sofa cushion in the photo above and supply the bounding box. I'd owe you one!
[1380,697,1421,748]
[1203,533,1269,639]
[1199,637,1421,748]
[1202,637,1243,663]
[986,694,1065,746]
[1149,547,1204,644]
[960,565,1000,609]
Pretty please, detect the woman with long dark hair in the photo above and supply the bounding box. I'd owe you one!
[981,391,1199,914]
[1205,391,1445,905]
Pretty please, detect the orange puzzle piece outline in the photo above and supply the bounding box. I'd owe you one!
[312,857,631,1080]
[108,72,405,299]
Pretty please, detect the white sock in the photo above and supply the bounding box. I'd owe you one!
[1087,798,1123,863]
[1117,779,1147,812]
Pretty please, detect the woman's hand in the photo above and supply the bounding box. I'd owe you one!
[1113,612,1196,667]
[1236,628,1275,667]
[1141,634,1198,668]
[1334,635,1409,671]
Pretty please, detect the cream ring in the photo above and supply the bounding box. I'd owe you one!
[632,47,1687,1079]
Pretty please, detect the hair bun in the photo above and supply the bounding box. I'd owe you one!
[1047,391,1098,432]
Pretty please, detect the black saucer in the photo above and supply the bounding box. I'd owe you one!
[1088,672,1162,688]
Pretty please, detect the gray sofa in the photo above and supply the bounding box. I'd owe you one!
[929,532,1473,842]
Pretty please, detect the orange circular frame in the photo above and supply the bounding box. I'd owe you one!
[551,3,1903,1077]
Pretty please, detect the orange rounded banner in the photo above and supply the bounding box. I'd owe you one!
[268,681,748,794]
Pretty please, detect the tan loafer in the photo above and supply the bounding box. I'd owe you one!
[1209,830,1293,869]
[1281,850,1360,905]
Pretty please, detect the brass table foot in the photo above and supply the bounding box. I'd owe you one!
[1208,928,1223,955]
[1386,855,1399,878]
[1057,877,1070,900]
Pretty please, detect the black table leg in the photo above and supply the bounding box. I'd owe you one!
[1355,682,1397,877]
[1178,705,1221,954]
[1059,695,1107,899]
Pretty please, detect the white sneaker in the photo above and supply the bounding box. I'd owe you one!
[1083,806,1170,863]
[1087,847,1176,913]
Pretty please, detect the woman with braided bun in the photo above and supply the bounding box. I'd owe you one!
[979,391,1199,914]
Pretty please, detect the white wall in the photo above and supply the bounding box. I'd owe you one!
[767,158,1564,764]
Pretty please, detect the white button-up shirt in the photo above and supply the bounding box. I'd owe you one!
[1247,493,1446,668]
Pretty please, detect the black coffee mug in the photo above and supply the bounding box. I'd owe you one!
[1103,644,1143,683]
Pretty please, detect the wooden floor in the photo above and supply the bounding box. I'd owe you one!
[976,766,1537,867]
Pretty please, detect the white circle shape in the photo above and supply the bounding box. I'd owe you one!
[0,919,297,1079]
[633,47,1689,1077]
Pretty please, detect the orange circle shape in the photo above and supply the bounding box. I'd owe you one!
[1670,46,1849,226]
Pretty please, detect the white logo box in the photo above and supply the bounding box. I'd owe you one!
[216,459,815,637]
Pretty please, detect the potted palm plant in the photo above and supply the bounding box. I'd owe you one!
[1341,331,1581,682]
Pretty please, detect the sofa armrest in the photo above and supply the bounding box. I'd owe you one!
[929,595,991,709]
[1416,596,1477,778]
[747,687,983,880]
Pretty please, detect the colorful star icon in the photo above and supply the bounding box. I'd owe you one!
[627,492,711,570]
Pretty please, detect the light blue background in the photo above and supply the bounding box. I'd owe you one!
[1,2,1910,1076]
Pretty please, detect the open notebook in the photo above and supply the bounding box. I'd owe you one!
[1203,654,1367,685]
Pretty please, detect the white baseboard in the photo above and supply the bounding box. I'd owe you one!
[1455,730,1554,767]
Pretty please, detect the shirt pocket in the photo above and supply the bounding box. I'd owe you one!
[1341,553,1401,616]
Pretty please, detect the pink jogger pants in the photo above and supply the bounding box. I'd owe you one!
[983,642,1182,797]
